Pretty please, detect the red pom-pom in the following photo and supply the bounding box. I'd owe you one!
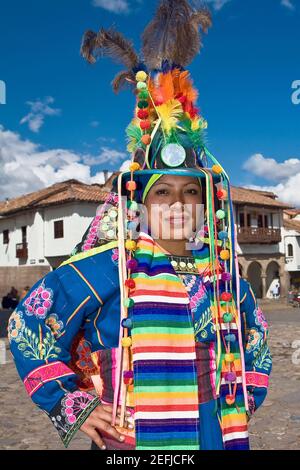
[221,292,232,302]
[126,181,137,191]
[137,109,149,119]
[125,279,136,289]
[140,120,151,130]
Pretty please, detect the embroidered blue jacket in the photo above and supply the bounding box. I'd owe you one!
[8,243,272,447]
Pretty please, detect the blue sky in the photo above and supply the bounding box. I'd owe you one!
[0,0,299,205]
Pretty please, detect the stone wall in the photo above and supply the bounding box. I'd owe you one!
[0,266,51,303]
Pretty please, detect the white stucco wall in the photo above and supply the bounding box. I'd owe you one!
[0,202,98,267]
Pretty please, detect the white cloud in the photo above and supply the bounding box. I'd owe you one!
[0,126,127,199]
[203,0,232,11]
[92,0,130,14]
[281,0,295,10]
[243,153,300,206]
[20,96,61,133]
[90,121,100,128]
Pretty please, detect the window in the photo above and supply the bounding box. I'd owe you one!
[239,213,245,227]
[3,230,9,244]
[257,215,263,228]
[264,215,268,228]
[22,226,27,244]
[247,214,251,227]
[288,243,293,257]
[54,220,64,239]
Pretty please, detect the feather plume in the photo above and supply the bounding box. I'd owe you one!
[80,30,98,64]
[81,27,138,68]
[148,71,175,104]
[142,0,212,70]
[112,70,136,93]
[155,99,183,134]
[126,120,143,152]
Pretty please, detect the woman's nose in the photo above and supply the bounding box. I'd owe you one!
[170,200,184,211]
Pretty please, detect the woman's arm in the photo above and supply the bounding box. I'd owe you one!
[8,247,123,448]
[239,278,272,417]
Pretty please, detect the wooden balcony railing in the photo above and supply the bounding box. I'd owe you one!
[16,242,28,258]
[237,227,281,244]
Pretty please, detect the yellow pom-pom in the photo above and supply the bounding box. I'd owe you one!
[220,249,230,260]
[135,71,147,82]
[121,337,132,348]
[212,164,223,174]
[129,162,141,172]
[225,353,235,363]
[125,240,137,251]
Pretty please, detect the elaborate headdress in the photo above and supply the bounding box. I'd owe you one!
[78,0,249,450]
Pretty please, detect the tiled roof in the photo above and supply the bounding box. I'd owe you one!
[0,180,109,216]
[283,219,300,233]
[0,174,295,216]
[230,186,293,209]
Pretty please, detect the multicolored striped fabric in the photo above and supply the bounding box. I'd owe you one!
[129,232,200,450]
[128,232,250,450]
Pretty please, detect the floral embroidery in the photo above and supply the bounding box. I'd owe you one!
[111,247,119,266]
[254,306,268,330]
[47,392,100,447]
[61,391,95,425]
[23,282,53,319]
[16,326,62,360]
[7,311,25,343]
[252,342,272,372]
[45,314,64,337]
[246,328,263,353]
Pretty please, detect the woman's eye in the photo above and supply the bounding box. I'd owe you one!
[156,189,169,195]
[185,189,199,195]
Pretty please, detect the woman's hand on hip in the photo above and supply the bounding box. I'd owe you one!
[80,403,132,450]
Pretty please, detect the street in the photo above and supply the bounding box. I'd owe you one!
[0,302,300,450]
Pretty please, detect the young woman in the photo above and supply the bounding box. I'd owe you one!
[8,0,272,451]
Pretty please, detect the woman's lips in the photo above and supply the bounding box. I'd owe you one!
[166,214,190,226]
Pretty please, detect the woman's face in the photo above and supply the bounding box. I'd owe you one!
[144,175,203,241]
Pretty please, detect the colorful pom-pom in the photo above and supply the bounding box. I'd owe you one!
[137,109,149,119]
[126,181,137,191]
[225,353,235,363]
[129,162,141,172]
[218,230,228,241]
[124,377,134,385]
[216,209,226,220]
[135,71,147,82]
[217,189,227,200]
[212,164,223,174]
[127,259,138,270]
[220,249,230,260]
[137,81,147,91]
[222,272,231,282]
[225,394,235,405]
[138,91,149,100]
[225,333,236,343]
[223,313,233,323]
[221,292,233,302]
[127,200,138,211]
[121,318,133,329]
[141,134,152,146]
[125,279,136,289]
[225,372,236,383]
[121,337,132,348]
[125,240,137,251]
[123,298,134,308]
[140,120,151,130]
[123,370,134,379]
[137,100,148,109]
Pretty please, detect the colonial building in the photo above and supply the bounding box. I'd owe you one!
[280,209,300,290]
[0,178,112,301]
[0,174,297,301]
[232,187,293,299]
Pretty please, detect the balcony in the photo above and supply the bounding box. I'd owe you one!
[16,242,28,259]
[237,227,281,244]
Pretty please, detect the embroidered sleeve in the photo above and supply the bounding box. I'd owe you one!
[8,266,103,448]
[239,278,272,417]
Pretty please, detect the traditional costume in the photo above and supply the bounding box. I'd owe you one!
[9,0,272,450]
